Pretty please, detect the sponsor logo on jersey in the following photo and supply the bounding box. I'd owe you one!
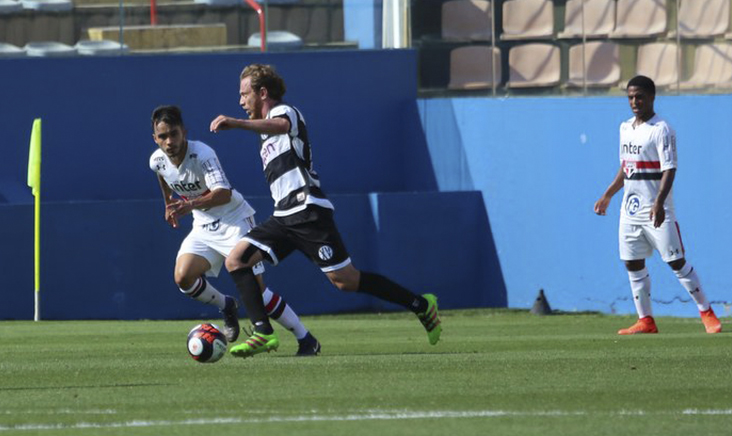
[622,142,642,155]
[318,245,333,261]
[189,153,198,159]
[170,180,203,193]
[625,194,641,216]
[260,141,277,167]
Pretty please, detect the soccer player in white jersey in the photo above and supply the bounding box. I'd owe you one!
[594,76,721,335]
[208,64,441,358]
[149,105,321,355]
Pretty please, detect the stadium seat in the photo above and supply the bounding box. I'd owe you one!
[0,0,22,14]
[248,30,303,51]
[441,0,493,42]
[24,41,76,56]
[676,0,730,38]
[610,0,667,38]
[87,24,227,50]
[447,46,502,90]
[634,42,679,88]
[75,40,129,56]
[21,0,72,11]
[0,42,25,57]
[501,0,554,41]
[567,41,620,88]
[507,43,560,88]
[558,0,615,39]
[680,43,732,89]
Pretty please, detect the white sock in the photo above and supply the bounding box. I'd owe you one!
[262,287,308,340]
[674,262,710,312]
[628,268,653,318]
[180,276,227,310]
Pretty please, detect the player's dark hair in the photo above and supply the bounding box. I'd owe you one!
[627,75,656,96]
[151,105,184,130]
[240,64,286,101]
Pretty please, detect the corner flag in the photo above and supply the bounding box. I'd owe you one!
[28,119,41,196]
[27,119,41,321]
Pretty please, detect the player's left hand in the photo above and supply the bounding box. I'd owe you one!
[650,202,665,228]
[166,199,193,219]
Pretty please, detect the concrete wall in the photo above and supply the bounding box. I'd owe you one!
[418,95,732,317]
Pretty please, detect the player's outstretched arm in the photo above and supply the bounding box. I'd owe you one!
[594,167,625,216]
[210,115,290,136]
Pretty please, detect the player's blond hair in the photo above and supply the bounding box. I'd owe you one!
[240,64,287,101]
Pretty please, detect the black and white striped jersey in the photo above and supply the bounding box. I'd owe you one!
[259,103,333,216]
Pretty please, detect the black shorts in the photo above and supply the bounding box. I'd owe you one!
[243,206,351,272]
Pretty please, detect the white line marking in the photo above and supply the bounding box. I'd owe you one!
[1,409,731,431]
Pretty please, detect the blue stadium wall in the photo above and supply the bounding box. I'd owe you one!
[0,49,506,320]
[418,95,732,317]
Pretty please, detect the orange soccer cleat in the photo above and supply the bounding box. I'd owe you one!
[700,308,722,334]
[618,316,658,335]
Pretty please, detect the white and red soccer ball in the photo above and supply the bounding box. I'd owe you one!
[187,323,227,363]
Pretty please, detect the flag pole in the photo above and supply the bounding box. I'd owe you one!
[28,119,42,321]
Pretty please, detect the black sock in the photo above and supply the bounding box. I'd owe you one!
[229,268,273,334]
[357,272,427,314]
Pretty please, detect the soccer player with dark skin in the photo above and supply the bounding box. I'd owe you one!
[209,64,442,357]
[594,75,721,335]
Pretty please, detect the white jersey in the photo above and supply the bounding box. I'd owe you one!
[619,114,677,225]
[149,140,255,225]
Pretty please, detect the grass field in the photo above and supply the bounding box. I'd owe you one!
[1,309,731,436]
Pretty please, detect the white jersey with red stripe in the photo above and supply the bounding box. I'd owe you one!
[619,114,677,225]
[149,140,255,225]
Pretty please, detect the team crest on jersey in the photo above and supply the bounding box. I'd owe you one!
[623,161,636,178]
[626,194,641,216]
[318,245,333,261]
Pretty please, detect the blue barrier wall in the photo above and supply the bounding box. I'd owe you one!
[0,49,508,320]
[0,50,437,204]
[418,95,732,317]
[0,192,505,320]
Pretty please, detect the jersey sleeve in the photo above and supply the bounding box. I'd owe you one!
[269,105,298,137]
[199,148,232,192]
[149,153,164,174]
[656,124,677,171]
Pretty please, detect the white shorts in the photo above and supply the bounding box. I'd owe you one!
[177,216,266,277]
[618,221,685,262]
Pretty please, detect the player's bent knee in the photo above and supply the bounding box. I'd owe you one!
[174,271,197,290]
[329,276,359,292]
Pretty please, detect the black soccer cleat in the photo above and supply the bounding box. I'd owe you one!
[296,332,321,356]
[220,296,240,343]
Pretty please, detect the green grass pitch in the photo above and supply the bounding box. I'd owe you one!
[1,310,731,436]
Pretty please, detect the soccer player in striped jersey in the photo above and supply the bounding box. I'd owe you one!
[594,76,721,335]
[149,105,321,355]
[209,64,441,358]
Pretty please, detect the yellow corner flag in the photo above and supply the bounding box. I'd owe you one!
[28,119,41,196]
[28,119,42,321]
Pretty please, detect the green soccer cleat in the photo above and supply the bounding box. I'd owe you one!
[418,293,442,345]
[229,330,280,358]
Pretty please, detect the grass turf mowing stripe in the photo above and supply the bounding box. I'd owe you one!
[3,409,732,431]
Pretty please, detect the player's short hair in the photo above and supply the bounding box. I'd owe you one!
[151,105,184,130]
[626,75,656,96]
[240,64,286,101]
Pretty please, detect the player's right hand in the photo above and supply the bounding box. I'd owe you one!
[210,115,235,133]
[594,197,610,216]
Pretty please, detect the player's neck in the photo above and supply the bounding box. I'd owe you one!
[170,140,189,167]
[633,111,655,128]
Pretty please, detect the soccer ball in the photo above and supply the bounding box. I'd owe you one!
[187,323,228,363]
